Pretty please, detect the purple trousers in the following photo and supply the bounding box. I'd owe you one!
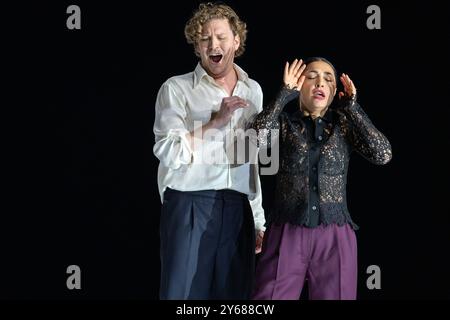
[252,223,357,300]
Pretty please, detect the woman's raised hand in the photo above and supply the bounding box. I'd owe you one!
[284,59,306,91]
[339,73,357,99]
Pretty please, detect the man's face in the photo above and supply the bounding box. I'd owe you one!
[300,61,337,114]
[195,18,240,79]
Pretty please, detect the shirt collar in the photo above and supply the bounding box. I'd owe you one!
[193,62,250,89]
[291,107,334,123]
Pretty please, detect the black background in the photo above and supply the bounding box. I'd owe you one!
[3,1,449,300]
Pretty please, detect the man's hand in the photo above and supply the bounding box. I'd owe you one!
[210,96,249,129]
[186,96,248,147]
[255,230,264,254]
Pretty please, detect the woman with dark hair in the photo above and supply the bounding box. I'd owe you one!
[251,57,392,300]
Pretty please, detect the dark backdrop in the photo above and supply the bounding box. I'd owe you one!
[3,0,449,300]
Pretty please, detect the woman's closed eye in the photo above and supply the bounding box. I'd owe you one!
[306,75,334,82]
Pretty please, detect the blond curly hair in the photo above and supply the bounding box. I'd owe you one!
[184,2,247,57]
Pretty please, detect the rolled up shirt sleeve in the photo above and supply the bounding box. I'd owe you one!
[153,81,193,169]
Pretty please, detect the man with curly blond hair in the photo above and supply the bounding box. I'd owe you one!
[154,2,265,299]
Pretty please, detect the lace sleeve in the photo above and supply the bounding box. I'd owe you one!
[250,86,299,148]
[339,97,392,165]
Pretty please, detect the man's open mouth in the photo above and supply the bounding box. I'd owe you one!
[209,54,223,63]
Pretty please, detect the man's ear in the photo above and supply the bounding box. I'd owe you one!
[234,34,240,51]
[194,43,200,57]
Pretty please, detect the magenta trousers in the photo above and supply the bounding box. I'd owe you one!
[252,223,357,300]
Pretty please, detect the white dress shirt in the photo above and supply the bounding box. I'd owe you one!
[153,63,265,231]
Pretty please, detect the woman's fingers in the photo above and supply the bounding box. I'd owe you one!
[290,59,300,78]
[340,74,351,95]
[349,79,356,95]
[284,58,305,88]
[340,73,357,96]
[344,73,357,95]
[340,74,349,88]
[295,62,306,78]
[288,59,298,74]
[284,61,290,79]
[293,59,303,75]
[296,75,306,90]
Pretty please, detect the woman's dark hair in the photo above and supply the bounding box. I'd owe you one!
[303,57,338,83]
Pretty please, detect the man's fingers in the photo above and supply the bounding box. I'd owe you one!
[229,103,247,113]
[223,96,247,105]
[255,238,263,254]
[227,98,249,112]
[230,96,248,106]
[255,230,264,254]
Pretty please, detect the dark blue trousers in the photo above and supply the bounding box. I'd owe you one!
[159,188,255,300]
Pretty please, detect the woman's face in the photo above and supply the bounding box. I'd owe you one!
[300,61,337,114]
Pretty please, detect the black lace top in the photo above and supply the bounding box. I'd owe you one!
[251,87,392,230]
